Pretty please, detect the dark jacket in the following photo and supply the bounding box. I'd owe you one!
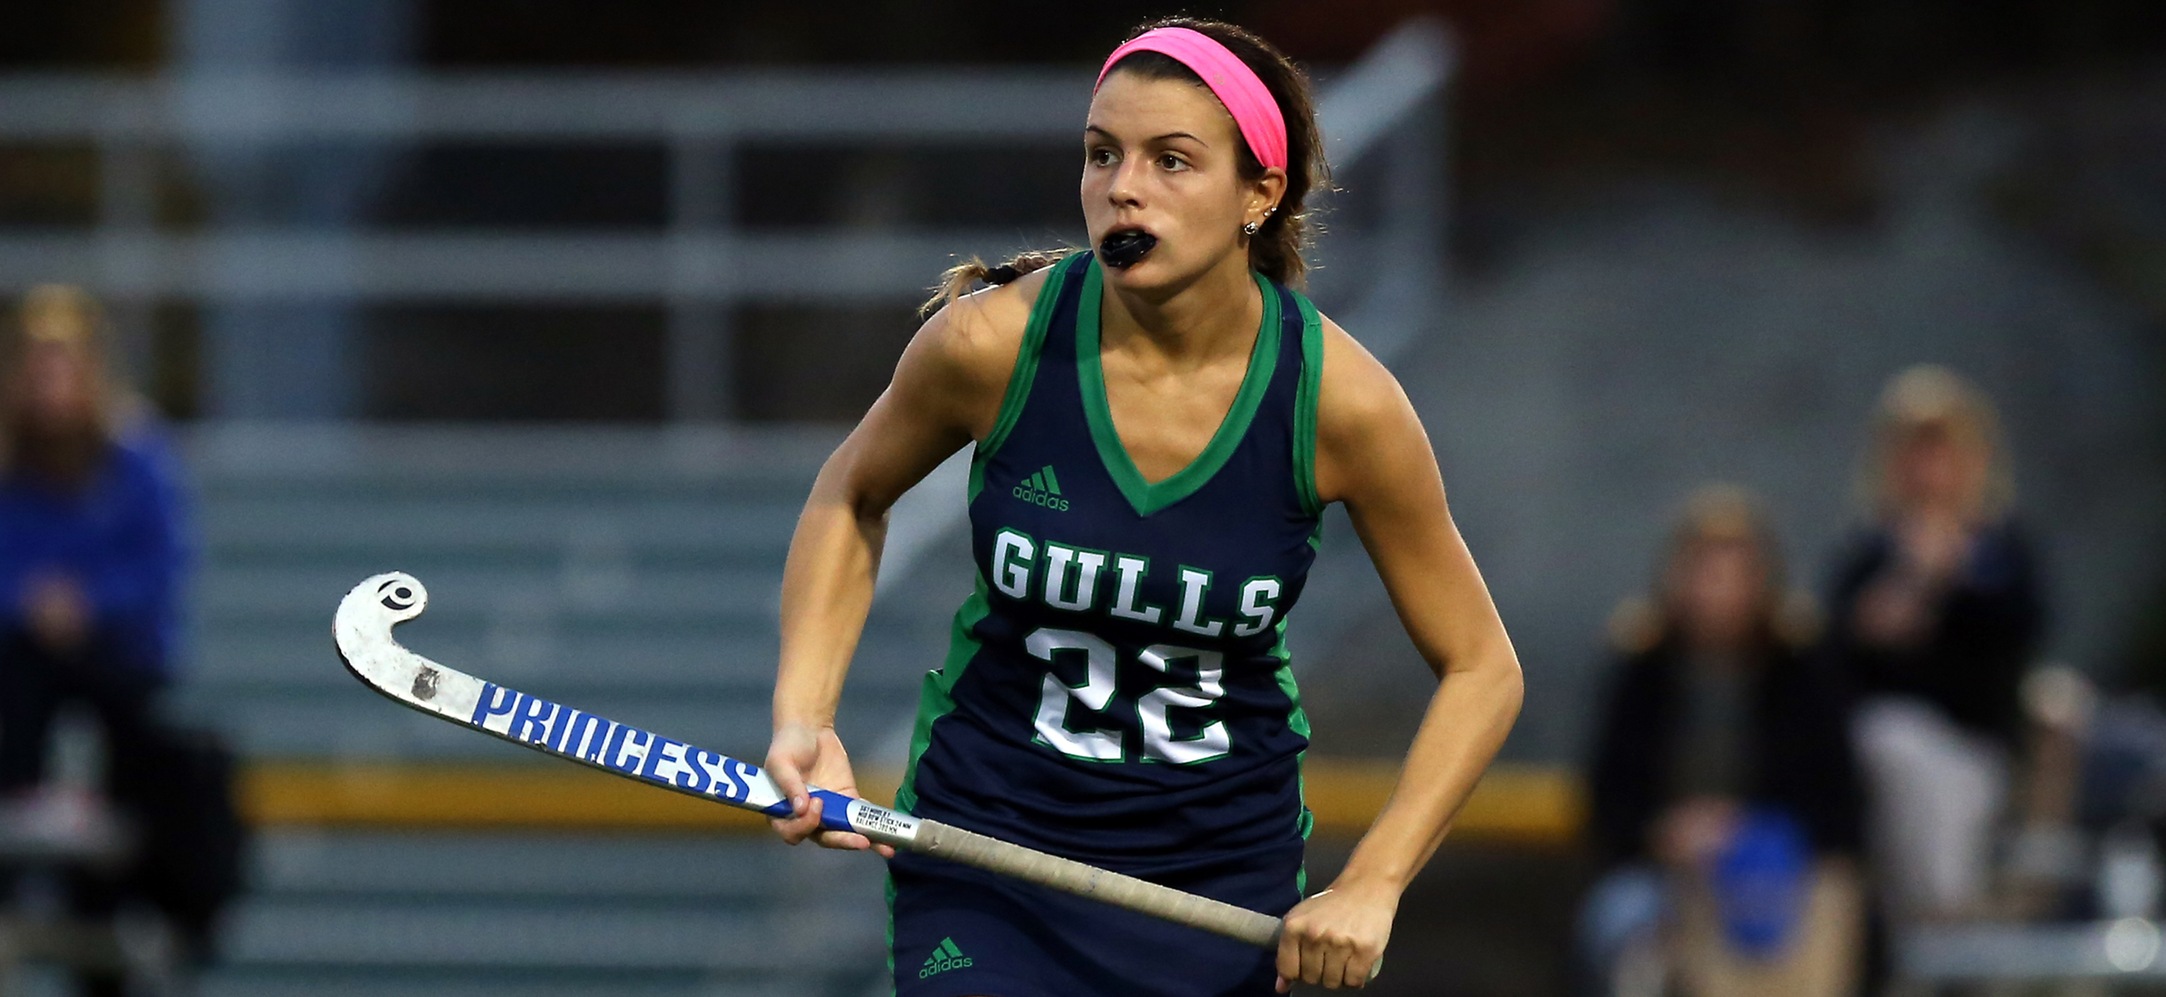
[1587,631,1864,867]
[0,426,189,678]
[1823,521,2045,747]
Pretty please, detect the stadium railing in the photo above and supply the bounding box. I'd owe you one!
[0,19,1456,423]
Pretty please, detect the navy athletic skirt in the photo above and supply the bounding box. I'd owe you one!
[887,843,1303,997]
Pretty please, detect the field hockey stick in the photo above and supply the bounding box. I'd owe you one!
[332,572,1285,949]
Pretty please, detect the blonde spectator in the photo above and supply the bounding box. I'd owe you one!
[1826,365,2047,921]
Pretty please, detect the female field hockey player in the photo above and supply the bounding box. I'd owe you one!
[766,18,1523,994]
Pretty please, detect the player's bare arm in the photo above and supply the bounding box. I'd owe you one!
[767,274,1044,852]
[1274,316,1526,991]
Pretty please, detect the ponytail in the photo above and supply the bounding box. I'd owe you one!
[919,248,1074,319]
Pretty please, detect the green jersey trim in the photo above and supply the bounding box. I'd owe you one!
[1075,257,1283,518]
[1270,618,1315,895]
[895,577,993,815]
[1291,289,1325,518]
[969,253,1080,503]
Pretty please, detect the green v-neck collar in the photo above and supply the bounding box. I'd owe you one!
[1075,257,1281,518]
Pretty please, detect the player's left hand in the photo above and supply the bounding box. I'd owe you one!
[1275,878,1396,990]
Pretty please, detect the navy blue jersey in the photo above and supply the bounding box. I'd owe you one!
[895,251,1324,877]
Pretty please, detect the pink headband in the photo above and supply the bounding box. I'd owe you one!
[1095,27,1288,172]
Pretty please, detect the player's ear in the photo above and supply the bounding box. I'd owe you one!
[1245,167,1287,226]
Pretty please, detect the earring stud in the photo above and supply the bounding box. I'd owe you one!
[1242,221,1260,236]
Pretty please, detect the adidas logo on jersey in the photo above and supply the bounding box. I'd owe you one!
[919,937,974,978]
[1011,464,1071,511]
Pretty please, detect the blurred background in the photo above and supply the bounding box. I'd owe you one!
[0,0,2160,994]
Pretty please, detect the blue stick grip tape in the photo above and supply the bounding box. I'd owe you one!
[755,787,860,833]
[810,788,858,833]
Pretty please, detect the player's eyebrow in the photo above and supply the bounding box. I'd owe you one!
[1085,124,1208,146]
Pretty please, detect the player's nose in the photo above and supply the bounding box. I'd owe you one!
[1105,154,1146,208]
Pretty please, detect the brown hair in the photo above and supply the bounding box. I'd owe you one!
[921,16,1329,318]
[1608,484,1820,653]
[1,284,126,487]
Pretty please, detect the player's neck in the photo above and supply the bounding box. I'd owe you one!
[1101,256,1260,365]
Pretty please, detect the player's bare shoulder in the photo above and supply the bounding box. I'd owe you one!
[1313,313,1417,436]
[900,266,1052,440]
[1309,311,1432,506]
[923,266,1046,378]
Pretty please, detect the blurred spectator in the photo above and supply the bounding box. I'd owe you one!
[1825,365,2046,922]
[0,285,186,797]
[0,285,204,993]
[1580,485,1864,997]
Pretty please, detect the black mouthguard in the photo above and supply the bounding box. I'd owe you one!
[1099,229,1158,269]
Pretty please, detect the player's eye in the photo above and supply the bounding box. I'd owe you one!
[1157,153,1189,172]
[1087,147,1118,167]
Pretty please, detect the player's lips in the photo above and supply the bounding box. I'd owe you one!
[1098,226,1158,269]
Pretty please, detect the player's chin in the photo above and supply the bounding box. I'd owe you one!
[1099,253,1184,290]
[1099,256,1151,281]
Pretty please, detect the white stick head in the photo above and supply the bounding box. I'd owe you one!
[334,572,482,721]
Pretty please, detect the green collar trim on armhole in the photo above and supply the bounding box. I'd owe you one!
[968,253,1081,504]
[1076,258,1282,518]
[1290,289,1325,518]
[894,576,993,815]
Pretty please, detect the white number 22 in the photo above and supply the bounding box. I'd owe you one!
[1028,629,1231,764]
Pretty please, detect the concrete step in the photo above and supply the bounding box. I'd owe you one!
[168,689,776,760]
[210,829,884,980]
[196,969,806,997]
[199,500,801,565]
[187,626,780,686]
[221,900,785,971]
[249,832,798,900]
[193,565,781,625]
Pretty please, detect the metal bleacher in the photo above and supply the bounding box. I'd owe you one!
[165,425,927,997]
[204,833,878,997]
[178,431,832,762]
[205,835,865,997]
